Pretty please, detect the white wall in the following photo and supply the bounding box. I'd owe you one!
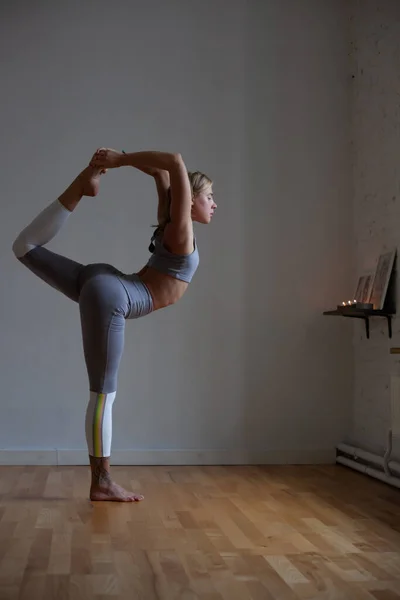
[0,0,352,465]
[348,0,400,458]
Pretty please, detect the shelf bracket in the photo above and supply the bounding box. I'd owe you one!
[387,315,393,338]
[363,315,392,339]
[363,317,370,339]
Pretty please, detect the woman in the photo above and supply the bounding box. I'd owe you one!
[12,148,217,502]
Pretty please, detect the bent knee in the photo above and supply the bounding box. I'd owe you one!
[12,235,35,259]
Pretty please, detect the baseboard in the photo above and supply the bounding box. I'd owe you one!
[0,447,336,466]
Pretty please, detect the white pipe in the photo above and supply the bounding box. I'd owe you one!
[337,456,400,489]
[337,442,400,477]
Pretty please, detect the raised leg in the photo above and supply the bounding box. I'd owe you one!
[12,164,107,301]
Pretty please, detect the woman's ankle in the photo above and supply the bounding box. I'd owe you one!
[89,455,112,486]
[58,177,83,212]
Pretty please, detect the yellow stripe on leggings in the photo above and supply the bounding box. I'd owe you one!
[93,393,106,457]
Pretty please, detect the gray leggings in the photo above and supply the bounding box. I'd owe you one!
[19,246,154,393]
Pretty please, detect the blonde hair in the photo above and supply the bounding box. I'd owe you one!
[150,171,212,248]
[188,170,213,199]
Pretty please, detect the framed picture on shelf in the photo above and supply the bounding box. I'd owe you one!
[354,272,374,303]
[369,248,397,310]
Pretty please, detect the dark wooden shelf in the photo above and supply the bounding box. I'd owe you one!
[323,308,394,339]
[323,257,396,340]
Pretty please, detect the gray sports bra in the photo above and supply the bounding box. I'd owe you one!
[146,231,199,283]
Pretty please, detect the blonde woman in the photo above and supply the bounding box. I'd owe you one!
[12,148,216,502]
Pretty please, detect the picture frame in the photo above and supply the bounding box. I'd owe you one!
[369,249,397,310]
[354,272,374,303]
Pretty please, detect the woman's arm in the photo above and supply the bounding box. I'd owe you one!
[121,151,192,228]
[154,171,171,225]
[132,164,167,178]
[139,168,171,225]
[131,163,170,220]
[92,149,192,228]
[91,148,180,172]
[122,154,171,225]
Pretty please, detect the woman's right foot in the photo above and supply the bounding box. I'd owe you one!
[79,165,107,197]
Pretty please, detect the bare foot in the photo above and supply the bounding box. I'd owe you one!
[90,480,144,502]
[88,455,144,502]
[79,165,107,197]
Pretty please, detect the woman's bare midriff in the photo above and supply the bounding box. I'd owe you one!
[137,266,189,310]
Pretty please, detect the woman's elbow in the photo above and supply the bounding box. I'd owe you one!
[171,152,185,169]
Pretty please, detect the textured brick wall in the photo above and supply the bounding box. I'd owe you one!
[349,0,400,456]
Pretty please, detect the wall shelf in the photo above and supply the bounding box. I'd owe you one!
[323,263,396,340]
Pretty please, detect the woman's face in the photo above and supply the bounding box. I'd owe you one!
[191,186,217,224]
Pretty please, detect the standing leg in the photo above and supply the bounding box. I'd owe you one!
[79,271,144,502]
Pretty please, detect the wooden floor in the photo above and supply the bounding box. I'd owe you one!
[1,465,400,600]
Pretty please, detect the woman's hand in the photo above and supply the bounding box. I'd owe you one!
[90,148,124,169]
